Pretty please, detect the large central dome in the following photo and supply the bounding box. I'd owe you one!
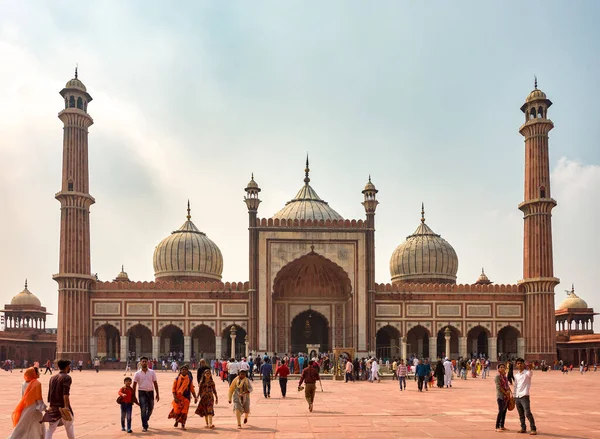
[153,203,223,282]
[272,158,343,221]
[390,205,458,284]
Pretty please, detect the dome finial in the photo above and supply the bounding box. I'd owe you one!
[534,75,537,89]
[75,64,78,79]
[304,154,310,184]
[368,174,372,183]
[481,267,485,274]
[187,200,191,221]
[24,278,28,289]
[421,202,425,223]
[121,264,124,272]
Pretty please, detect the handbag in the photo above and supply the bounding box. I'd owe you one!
[116,395,124,404]
[507,390,515,411]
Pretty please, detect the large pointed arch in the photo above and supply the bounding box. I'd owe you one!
[273,251,352,300]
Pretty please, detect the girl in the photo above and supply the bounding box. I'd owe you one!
[228,369,253,428]
[168,365,197,430]
[196,368,218,429]
[494,363,511,432]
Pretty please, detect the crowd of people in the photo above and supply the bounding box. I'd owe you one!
[7,350,598,437]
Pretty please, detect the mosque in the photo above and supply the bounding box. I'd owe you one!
[1,72,599,367]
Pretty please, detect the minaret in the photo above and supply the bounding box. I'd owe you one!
[53,68,95,362]
[518,78,559,362]
[244,173,261,352]
[362,176,378,353]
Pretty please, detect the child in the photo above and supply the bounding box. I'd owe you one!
[118,377,137,433]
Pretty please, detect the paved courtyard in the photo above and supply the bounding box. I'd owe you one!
[1,368,600,438]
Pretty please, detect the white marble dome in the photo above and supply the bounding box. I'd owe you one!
[558,289,588,310]
[153,206,223,281]
[390,206,458,284]
[272,160,343,221]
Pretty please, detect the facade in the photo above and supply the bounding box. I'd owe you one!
[10,72,600,365]
[0,281,56,365]
[555,287,600,365]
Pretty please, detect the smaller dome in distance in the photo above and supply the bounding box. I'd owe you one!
[558,286,588,310]
[475,268,492,285]
[114,265,130,282]
[10,280,42,307]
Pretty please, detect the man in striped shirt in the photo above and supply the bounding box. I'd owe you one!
[397,359,408,391]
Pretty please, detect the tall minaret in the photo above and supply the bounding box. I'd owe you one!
[518,78,559,362]
[53,68,95,362]
[244,173,261,352]
[362,176,378,353]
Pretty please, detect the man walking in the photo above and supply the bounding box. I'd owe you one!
[298,360,320,412]
[423,358,431,390]
[275,359,290,397]
[94,357,100,373]
[416,359,427,392]
[443,357,453,388]
[228,358,239,385]
[133,356,160,433]
[260,358,273,398]
[514,358,537,435]
[397,359,407,391]
[44,359,53,375]
[344,358,354,382]
[42,359,75,438]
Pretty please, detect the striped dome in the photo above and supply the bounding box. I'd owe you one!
[153,205,223,281]
[272,158,343,221]
[390,206,458,284]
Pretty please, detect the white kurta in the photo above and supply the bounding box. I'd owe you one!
[443,360,453,386]
[371,361,379,380]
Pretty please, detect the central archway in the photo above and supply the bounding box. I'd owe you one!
[406,325,430,358]
[159,325,184,358]
[290,310,329,354]
[127,324,152,360]
[376,325,401,360]
[467,325,490,357]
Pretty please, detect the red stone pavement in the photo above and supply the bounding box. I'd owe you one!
[1,368,599,438]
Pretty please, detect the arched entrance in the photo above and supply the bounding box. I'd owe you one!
[467,326,490,357]
[497,325,519,361]
[95,324,120,359]
[406,325,430,358]
[127,324,152,360]
[272,251,352,353]
[437,326,460,359]
[191,325,216,359]
[222,325,247,359]
[291,310,329,354]
[159,325,184,358]
[376,325,401,360]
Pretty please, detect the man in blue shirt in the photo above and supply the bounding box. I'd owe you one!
[423,358,431,391]
[416,359,428,392]
[260,358,273,398]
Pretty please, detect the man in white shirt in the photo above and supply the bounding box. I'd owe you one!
[228,358,240,385]
[239,357,250,374]
[443,357,453,388]
[513,358,537,435]
[133,357,160,433]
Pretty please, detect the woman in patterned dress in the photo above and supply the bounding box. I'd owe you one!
[195,368,218,428]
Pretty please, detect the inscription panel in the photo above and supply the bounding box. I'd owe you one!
[126,303,153,316]
[376,304,401,317]
[467,305,491,317]
[222,303,248,316]
[407,304,432,317]
[158,303,184,316]
[497,305,521,317]
[190,303,216,316]
[437,304,461,317]
[94,302,121,316]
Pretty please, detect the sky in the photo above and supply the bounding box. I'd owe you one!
[1,1,599,328]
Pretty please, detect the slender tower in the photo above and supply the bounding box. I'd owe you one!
[518,78,559,362]
[53,69,95,362]
[244,173,261,352]
[362,176,378,353]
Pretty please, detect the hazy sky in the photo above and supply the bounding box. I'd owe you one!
[1,1,599,327]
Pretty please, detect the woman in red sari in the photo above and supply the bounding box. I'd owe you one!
[168,365,197,430]
[220,359,228,382]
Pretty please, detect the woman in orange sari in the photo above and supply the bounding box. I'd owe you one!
[168,365,197,430]
[8,367,46,439]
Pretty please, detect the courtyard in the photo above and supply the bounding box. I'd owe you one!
[1,368,600,438]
